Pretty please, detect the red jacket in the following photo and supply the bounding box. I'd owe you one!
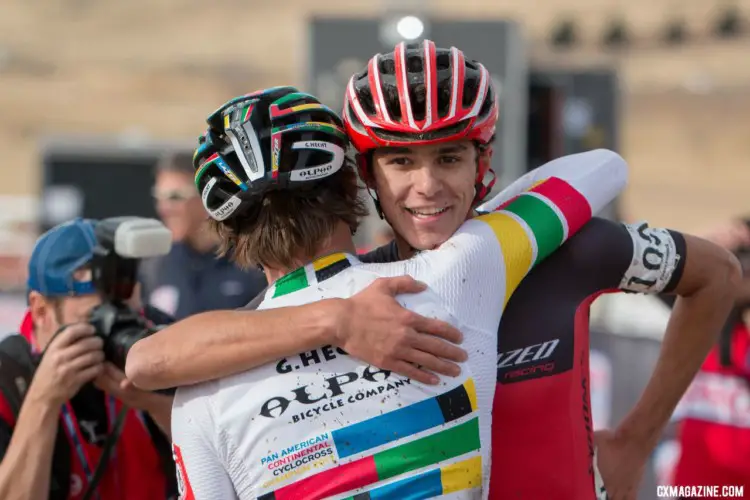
[672,323,750,490]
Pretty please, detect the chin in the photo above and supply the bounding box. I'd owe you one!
[410,230,454,251]
[168,229,187,243]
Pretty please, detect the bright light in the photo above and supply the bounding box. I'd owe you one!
[396,16,424,40]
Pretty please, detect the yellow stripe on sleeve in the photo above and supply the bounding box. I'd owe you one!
[464,378,478,412]
[475,212,534,306]
[440,456,483,494]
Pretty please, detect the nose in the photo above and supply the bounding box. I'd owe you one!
[412,165,443,198]
[156,199,170,215]
[156,199,180,218]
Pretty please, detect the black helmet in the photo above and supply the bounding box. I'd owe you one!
[193,86,349,221]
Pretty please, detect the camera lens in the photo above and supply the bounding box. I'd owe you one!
[105,326,154,371]
[89,302,155,371]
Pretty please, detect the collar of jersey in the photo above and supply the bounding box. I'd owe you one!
[269,252,361,299]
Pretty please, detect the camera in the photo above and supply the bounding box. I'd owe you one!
[87,217,172,370]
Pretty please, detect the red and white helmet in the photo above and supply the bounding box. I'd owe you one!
[343,40,499,203]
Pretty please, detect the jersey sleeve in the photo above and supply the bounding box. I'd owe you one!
[171,387,237,500]
[478,149,626,216]
[617,221,687,293]
[476,149,627,298]
[557,218,687,294]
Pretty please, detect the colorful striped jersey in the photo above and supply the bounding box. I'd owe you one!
[170,149,628,500]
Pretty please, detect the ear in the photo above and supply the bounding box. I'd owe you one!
[28,291,50,331]
[479,146,494,171]
[356,153,376,189]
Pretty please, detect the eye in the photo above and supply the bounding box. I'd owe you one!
[386,156,412,166]
[439,155,461,164]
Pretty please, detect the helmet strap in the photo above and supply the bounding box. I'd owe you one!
[473,148,497,206]
[357,152,386,220]
[372,198,385,219]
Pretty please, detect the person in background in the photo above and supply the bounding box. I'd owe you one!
[141,150,267,319]
[664,218,750,497]
[0,219,176,500]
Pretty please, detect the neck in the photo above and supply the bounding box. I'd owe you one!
[393,236,413,260]
[263,221,358,283]
[32,328,54,352]
[185,225,218,254]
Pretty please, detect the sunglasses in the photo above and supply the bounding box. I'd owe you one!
[152,187,198,203]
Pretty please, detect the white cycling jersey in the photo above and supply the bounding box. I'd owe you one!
[171,149,628,500]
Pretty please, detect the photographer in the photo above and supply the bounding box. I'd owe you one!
[0,219,176,500]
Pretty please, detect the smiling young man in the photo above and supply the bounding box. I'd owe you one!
[127,42,740,500]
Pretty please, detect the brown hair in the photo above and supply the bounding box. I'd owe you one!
[156,150,194,175]
[210,160,368,270]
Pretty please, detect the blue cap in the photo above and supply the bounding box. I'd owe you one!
[27,218,98,297]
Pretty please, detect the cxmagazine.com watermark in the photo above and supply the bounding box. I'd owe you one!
[657,485,744,498]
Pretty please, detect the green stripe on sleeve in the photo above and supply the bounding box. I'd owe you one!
[503,194,564,265]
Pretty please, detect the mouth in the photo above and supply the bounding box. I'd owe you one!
[404,206,451,222]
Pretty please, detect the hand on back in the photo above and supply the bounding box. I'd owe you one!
[333,276,468,385]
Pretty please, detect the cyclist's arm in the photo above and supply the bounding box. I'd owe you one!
[127,301,340,390]
[171,387,236,499]
[0,396,59,500]
[569,218,742,446]
[126,277,464,390]
[615,232,741,448]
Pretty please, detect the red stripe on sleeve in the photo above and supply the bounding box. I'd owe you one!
[530,177,592,235]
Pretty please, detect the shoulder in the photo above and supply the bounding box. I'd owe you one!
[558,217,632,264]
[360,241,399,264]
[174,380,218,410]
[0,335,35,429]
[0,333,33,358]
[0,334,36,381]
[172,382,219,438]
[238,287,269,311]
